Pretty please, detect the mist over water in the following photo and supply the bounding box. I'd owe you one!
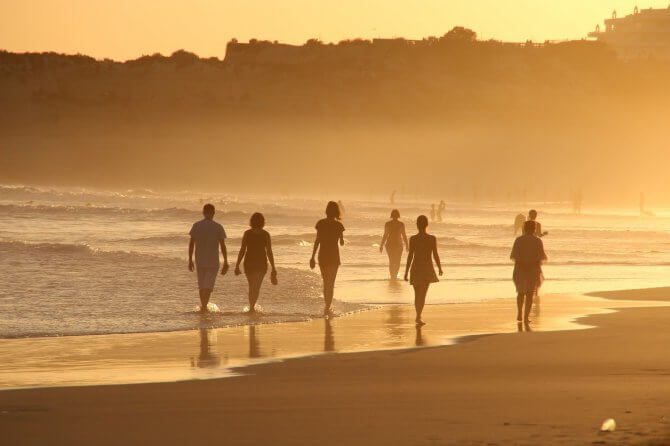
[1,184,669,338]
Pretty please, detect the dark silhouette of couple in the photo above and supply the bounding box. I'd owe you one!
[188,204,276,313]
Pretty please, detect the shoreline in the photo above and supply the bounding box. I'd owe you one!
[3,287,670,445]
[1,289,668,390]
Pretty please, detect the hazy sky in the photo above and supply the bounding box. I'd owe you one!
[2,1,668,60]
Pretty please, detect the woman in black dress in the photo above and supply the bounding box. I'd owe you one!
[404,215,442,325]
[310,201,345,316]
[234,212,277,313]
[510,220,547,324]
[380,209,408,280]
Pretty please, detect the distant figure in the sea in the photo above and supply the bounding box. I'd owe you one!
[310,201,345,316]
[514,213,526,236]
[188,203,228,312]
[404,215,443,326]
[380,209,409,280]
[573,189,583,215]
[337,200,345,218]
[510,220,547,324]
[390,190,396,204]
[234,212,277,313]
[437,200,446,222]
[528,209,548,237]
[640,192,655,216]
[430,204,436,222]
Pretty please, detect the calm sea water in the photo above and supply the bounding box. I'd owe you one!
[1,184,669,338]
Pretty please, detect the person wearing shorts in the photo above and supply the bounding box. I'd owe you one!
[188,203,228,311]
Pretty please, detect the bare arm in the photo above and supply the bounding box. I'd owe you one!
[188,238,195,271]
[266,232,276,272]
[310,235,320,269]
[380,225,389,253]
[234,233,247,275]
[401,223,408,250]
[432,236,443,275]
[404,239,414,281]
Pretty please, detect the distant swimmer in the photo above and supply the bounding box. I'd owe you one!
[380,209,409,280]
[437,200,446,222]
[430,204,436,222]
[514,213,526,236]
[188,203,229,312]
[390,190,397,204]
[310,201,345,316]
[510,220,547,324]
[528,209,548,237]
[404,215,443,326]
[234,212,277,313]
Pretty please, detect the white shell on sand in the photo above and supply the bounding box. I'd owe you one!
[600,418,616,432]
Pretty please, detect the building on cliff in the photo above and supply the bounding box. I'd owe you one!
[588,5,670,60]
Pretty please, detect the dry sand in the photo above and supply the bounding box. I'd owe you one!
[2,288,670,445]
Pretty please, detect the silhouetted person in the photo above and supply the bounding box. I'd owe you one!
[390,190,396,204]
[310,201,345,316]
[437,200,446,222]
[430,204,436,222]
[404,215,443,325]
[510,220,547,323]
[514,213,526,236]
[528,209,548,237]
[380,209,408,280]
[188,203,228,312]
[234,212,277,313]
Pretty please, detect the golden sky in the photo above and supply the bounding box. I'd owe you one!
[1,0,668,60]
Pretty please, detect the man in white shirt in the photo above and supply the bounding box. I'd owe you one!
[188,203,228,311]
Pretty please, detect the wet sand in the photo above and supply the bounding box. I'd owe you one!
[2,288,670,445]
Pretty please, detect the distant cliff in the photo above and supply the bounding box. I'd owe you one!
[1,29,670,199]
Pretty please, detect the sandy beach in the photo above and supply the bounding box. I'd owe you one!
[2,288,670,445]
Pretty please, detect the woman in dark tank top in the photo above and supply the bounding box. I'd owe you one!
[235,212,277,313]
[310,201,345,317]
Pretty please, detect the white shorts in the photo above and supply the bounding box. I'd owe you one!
[196,266,219,290]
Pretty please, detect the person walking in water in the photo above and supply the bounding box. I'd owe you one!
[380,209,409,280]
[528,209,548,237]
[188,203,228,312]
[430,204,436,222]
[510,220,547,324]
[404,215,443,326]
[310,201,345,316]
[514,213,526,236]
[234,212,277,313]
[437,200,446,222]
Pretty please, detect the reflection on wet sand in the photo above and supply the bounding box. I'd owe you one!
[248,325,262,358]
[324,318,335,352]
[415,325,425,346]
[195,328,222,368]
[2,294,662,389]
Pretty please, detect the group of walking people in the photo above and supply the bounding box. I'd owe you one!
[188,201,547,326]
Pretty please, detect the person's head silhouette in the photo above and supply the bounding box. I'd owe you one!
[325,201,341,220]
[203,203,215,219]
[391,209,400,220]
[250,212,265,229]
[416,215,428,232]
